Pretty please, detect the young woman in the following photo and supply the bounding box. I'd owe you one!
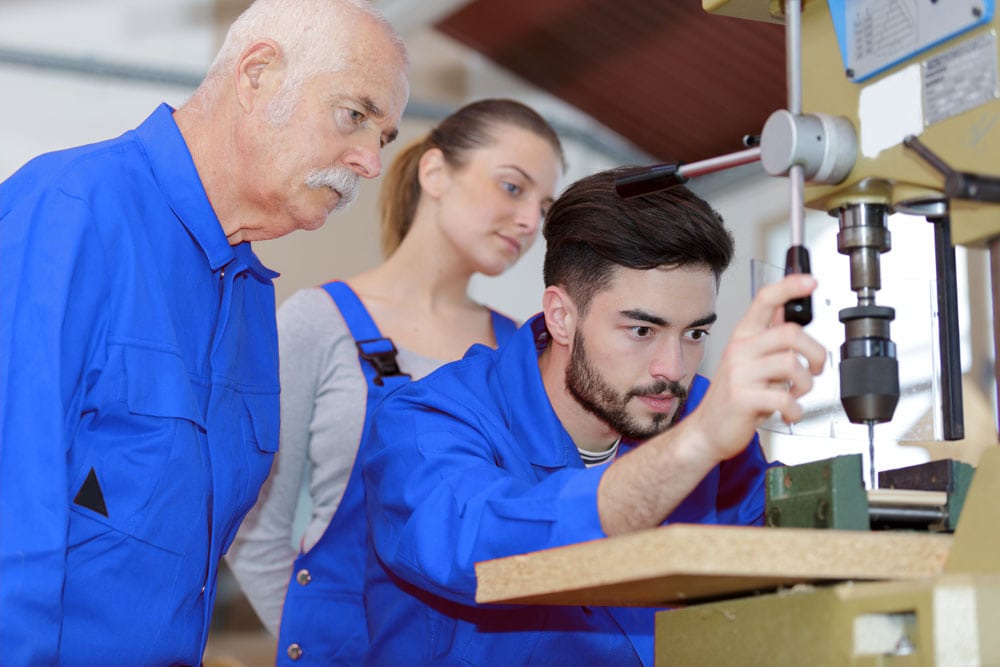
[226,98,564,663]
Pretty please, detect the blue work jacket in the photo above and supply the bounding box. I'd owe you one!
[0,104,280,666]
[362,314,773,666]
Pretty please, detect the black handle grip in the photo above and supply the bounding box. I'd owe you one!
[614,163,686,199]
[783,245,812,325]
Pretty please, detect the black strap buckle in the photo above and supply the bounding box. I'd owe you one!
[356,338,411,386]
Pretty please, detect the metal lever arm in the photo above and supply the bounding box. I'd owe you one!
[904,135,1000,203]
[614,147,762,199]
[781,0,812,325]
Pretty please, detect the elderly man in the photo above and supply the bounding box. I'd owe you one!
[359,168,826,666]
[0,1,408,664]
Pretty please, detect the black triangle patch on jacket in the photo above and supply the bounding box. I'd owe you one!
[73,467,109,517]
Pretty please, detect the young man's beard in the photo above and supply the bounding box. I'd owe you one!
[565,330,688,441]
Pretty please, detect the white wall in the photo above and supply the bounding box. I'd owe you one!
[0,1,637,323]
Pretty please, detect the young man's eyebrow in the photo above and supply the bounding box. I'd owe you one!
[620,309,717,328]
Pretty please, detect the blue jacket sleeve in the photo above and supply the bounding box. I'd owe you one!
[715,433,777,526]
[362,386,607,606]
[0,184,110,665]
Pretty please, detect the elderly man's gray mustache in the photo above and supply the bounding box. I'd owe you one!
[306,166,360,211]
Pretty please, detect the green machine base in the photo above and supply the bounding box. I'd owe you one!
[655,448,1000,666]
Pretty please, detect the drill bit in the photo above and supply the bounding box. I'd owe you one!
[867,420,876,489]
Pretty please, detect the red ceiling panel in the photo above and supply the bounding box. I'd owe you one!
[437,0,787,164]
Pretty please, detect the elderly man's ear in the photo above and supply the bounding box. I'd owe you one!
[235,40,283,113]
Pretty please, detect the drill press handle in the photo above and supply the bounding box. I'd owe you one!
[783,245,812,324]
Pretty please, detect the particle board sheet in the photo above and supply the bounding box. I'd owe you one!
[475,524,952,607]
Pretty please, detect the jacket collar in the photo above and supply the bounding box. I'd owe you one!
[134,103,278,282]
[492,314,580,468]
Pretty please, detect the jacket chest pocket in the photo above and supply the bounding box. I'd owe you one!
[70,344,208,555]
[217,389,280,553]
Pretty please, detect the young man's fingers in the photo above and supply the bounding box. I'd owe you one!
[737,274,818,335]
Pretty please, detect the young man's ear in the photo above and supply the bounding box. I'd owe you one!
[542,285,577,347]
[235,40,283,113]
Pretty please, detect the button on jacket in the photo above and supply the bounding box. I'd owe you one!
[362,314,774,667]
[0,104,280,666]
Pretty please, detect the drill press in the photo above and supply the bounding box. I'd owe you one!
[730,0,996,481]
[648,2,1000,660]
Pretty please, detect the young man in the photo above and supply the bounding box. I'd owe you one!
[360,167,826,665]
[0,1,408,664]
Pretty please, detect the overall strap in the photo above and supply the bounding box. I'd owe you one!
[281,280,407,666]
[321,281,410,389]
[489,309,518,346]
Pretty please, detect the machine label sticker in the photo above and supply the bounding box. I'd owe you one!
[837,0,994,82]
[859,64,923,158]
[922,31,1000,127]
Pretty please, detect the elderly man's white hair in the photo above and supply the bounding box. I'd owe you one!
[201,0,408,124]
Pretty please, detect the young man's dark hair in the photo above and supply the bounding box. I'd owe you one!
[543,167,735,314]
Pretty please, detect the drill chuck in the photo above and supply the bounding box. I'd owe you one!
[838,305,900,424]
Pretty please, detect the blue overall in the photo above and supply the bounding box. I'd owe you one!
[275,281,516,665]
